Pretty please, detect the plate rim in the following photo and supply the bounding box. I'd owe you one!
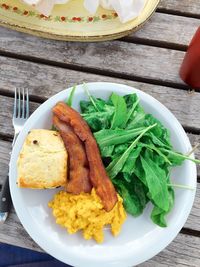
[0,0,160,41]
[9,82,197,267]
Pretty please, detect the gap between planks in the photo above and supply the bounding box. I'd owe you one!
[158,0,200,19]
[157,8,200,20]
[181,228,200,238]
[121,36,187,52]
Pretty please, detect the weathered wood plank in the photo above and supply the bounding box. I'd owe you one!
[0,27,184,86]
[159,0,200,16]
[0,12,199,48]
[132,12,199,47]
[0,140,11,184]
[187,134,200,175]
[0,3,199,263]
[185,183,200,232]
[0,206,42,252]
[1,135,200,231]
[1,57,200,132]
[139,233,200,267]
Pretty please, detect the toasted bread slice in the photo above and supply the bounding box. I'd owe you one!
[17,129,67,189]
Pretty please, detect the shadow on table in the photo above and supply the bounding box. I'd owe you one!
[0,243,71,267]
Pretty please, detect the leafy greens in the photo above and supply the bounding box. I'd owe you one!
[80,90,199,227]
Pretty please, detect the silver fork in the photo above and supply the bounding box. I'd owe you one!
[12,88,29,145]
[0,88,29,222]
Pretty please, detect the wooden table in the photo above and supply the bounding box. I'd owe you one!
[0,0,200,266]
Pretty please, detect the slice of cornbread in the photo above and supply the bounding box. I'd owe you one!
[17,129,67,189]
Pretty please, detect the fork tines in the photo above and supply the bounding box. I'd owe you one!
[14,88,29,119]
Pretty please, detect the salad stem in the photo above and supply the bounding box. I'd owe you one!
[187,143,200,156]
[167,183,195,190]
[83,83,99,111]
[160,148,200,164]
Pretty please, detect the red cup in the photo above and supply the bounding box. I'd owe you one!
[180,27,200,89]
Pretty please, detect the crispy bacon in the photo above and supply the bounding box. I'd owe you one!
[53,102,117,212]
[53,115,92,194]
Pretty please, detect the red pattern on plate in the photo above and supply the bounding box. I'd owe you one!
[0,2,118,23]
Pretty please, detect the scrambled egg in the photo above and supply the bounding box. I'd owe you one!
[48,189,126,243]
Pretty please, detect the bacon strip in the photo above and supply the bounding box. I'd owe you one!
[53,115,92,194]
[53,102,117,212]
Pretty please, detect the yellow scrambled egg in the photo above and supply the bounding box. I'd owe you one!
[48,189,126,243]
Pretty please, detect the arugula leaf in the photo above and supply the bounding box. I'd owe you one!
[83,83,100,111]
[110,93,127,129]
[94,127,146,147]
[145,115,172,149]
[140,150,169,212]
[81,109,114,132]
[113,143,129,155]
[160,148,200,165]
[80,100,98,114]
[132,175,149,209]
[122,172,132,183]
[81,95,115,132]
[106,124,157,179]
[151,186,174,227]
[126,112,146,129]
[124,95,146,129]
[123,94,139,109]
[100,145,115,158]
[133,156,147,186]
[145,132,172,149]
[167,183,195,190]
[115,177,147,217]
[79,90,200,228]
[122,146,142,173]
[116,182,143,216]
[127,113,171,148]
[123,94,140,126]
[140,143,172,165]
[66,86,76,107]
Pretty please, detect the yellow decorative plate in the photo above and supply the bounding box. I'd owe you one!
[0,0,160,41]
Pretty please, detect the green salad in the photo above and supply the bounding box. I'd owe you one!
[69,87,199,227]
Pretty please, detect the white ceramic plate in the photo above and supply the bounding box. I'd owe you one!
[0,0,159,41]
[9,82,196,267]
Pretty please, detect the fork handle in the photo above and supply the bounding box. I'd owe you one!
[12,133,19,147]
[0,176,11,212]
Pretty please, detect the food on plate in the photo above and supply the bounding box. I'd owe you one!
[53,115,92,194]
[17,85,200,243]
[53,101,118,212]
[17,129,67,189]
[48,188,126,243]
[22,0,146,23]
